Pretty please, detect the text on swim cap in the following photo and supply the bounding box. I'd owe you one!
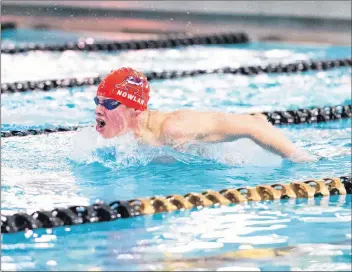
[116,89,145,105]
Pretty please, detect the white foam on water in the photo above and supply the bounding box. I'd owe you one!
[217,234,288,245]
[69,127,162,168]
[69,127,283,167]
[179,138,283,166]
[1,47,312,83]
[217,266,260,271]
[296,263,352,271]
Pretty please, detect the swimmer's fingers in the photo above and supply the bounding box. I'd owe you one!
[289,150,319,163]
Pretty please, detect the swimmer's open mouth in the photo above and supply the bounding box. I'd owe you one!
[96,119,106,128]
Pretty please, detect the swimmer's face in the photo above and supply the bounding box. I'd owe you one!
[95,96,129,139]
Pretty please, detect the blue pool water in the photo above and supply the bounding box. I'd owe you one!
[1,28,142,46]
[1,30,351,271]
[1,28,92,46]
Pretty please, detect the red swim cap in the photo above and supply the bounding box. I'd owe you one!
[97,67,150,111]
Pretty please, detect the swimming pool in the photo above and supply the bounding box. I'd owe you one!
[1,28,351,271]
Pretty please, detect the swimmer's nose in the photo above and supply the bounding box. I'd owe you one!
[95,104,104,115]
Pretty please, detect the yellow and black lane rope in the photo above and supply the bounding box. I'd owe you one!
[1,176,350,234]
[1,104,351,138]
[2,58,351,94]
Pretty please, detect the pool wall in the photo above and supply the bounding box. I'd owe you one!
[1,1,351,45]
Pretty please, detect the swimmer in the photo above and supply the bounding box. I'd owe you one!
[94,67,314,162]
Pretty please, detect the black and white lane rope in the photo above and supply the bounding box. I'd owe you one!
[1,104,351,138]
[1,32,249,54]
[1,126,80,138]
[2,58,351,94]
[1,176,350,233]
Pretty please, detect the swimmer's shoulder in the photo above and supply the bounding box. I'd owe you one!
[157,110,193,142]
[159,109,196,127]
[145,110,175,142]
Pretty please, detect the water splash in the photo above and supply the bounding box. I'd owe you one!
[69,127,283,168]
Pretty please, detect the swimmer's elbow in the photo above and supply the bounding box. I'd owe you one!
[245,115,274,138]
[220,114,266,139]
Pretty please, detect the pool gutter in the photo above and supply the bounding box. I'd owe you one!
[1,1,351,45]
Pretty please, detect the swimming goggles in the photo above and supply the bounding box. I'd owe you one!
[94,96,121,110]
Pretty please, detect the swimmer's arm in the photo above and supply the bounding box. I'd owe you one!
[160,111,313,162]
[213,113,313,162]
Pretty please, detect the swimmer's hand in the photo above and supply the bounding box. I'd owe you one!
[288,150,319,163]
[217,113,317,162]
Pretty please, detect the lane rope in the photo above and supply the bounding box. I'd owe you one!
[1,175,350,234]
[1,126,80,138]
[1,22,16,31]
[1,32,249,54]
[1,104,351,138]
[2,58,351,94]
